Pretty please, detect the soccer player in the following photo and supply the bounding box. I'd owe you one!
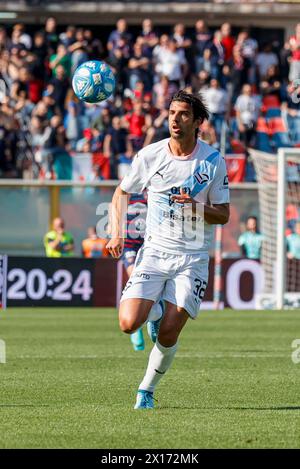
[106,90,230,409]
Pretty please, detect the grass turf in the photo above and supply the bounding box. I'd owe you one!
[0,307,300,448]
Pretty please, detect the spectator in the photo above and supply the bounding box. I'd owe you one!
[287,23,300,83]
[144,106,169,146]
[44,17,59,55]
[139,18,159,58]
[44,217,74,257]
[173,23,191,52]
[229,45,250,102]
[59,25,76,49]
[235,83,260,147]
[12,24,32,50]
[204,78,229,141]
[153,75,177,109]
[238,216,263,260]
[31,31,48,76]
[65,101,81,150]
[84,29,104,59]
[153,34,170,78]
[103,115,133,179]
[287,222,300,260]
[0,101,19,177]
[194,19,212,74]
[221,22,235,63]
[82,226,109,258]
[197,47,218,80]
[42,114,69,177]
[256,43,279,81]
[211,30,225,77]
[107,18,132,60]
[127,40,152,91]
[49,43,71,79]
[49,64,69,113]
[124,99,152,151]
[237,29,258,84]
[155,37,188,88]
[192,69,210,93]
[259,65,281,102]
[200,120,218,147]
[69,28,89,75]
[0,27,11,52]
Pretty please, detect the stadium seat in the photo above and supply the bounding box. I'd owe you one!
[256,132,273,152]
[268,117,288,135]
[262,95,281,112]
[256,117,269,134]
[255,117,273,152]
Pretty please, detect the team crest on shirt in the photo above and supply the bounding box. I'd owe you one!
[194,172,210,185]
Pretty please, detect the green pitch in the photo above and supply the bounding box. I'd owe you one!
[0,308,300,448]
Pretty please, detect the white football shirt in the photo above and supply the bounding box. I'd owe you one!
[120,138,229,256]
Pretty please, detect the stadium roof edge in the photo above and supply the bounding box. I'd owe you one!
[0,2,300,26]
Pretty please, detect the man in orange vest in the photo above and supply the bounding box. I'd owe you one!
[82,226,109,258]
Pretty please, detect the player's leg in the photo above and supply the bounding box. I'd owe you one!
[134,255,209,409]
[134,302,189,409]
[123,252,145,351]
[119,297,154,333]
[119,246,168,335]
[147,300,165,343]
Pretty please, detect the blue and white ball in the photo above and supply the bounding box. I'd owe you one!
[72,60,116,103]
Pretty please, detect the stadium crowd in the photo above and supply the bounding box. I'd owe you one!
[0,17,300,180]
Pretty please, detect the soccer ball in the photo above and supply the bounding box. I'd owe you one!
[72,60,116,103]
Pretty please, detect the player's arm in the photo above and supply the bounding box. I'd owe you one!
[171,190,230,224]
[202,203,230,225]
[106,150,148,258]
[106,185,130,258]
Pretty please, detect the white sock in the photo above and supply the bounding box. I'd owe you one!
[138,340,178,393]
[148,301,164,322]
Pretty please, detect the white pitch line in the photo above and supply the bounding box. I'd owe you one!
[13,353,290,359]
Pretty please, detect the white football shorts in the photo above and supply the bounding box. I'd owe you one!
[120,246,209,319]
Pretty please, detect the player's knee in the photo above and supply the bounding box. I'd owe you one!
[119,315,137,334]
[158,329,178,348]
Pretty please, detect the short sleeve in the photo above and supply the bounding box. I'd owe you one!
[120,152,148,194]
[238,234,245,246]
[208,156,230,205]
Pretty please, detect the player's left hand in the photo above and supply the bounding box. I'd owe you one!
[171,188,194,204]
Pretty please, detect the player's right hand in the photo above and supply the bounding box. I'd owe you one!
[106,237,124,259]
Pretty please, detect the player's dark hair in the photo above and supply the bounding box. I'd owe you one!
[170,90,210,138]
[171,90,209,124]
